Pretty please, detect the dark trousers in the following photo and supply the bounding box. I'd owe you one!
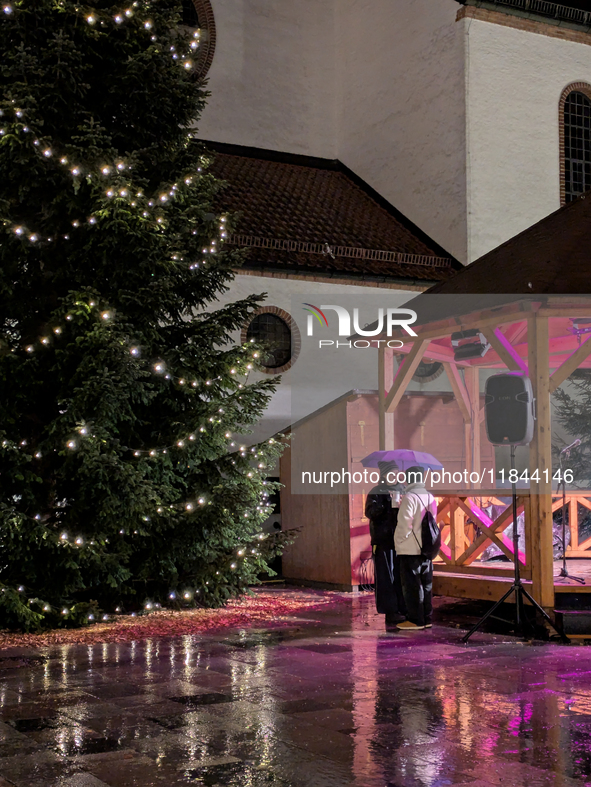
[399,555,433,626]
[373,547,406,618]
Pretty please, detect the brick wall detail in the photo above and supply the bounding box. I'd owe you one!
[240,306,302,374]
[457,5,591,46]
[559,82,591,205]
[191,0,216,78]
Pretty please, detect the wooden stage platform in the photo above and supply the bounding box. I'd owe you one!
[434,559,591,603]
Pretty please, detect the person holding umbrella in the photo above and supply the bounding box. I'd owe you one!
[365,460,406,628]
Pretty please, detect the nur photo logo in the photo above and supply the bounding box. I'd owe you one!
[302,303,418,349]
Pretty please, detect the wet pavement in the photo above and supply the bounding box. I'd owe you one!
[0,590,591,787]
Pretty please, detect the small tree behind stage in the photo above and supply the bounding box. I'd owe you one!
[554,372,591,488]
[0,0,286,630]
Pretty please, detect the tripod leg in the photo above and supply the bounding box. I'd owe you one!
[565,574,586,585]
[462,585,517,643]
[520,586,569,642]
[515,577,522,636]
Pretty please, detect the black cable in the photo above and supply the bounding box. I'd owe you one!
[359,555,375,592]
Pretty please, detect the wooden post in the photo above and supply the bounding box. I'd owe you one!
[378,345,385,451]
[450,500,465,564]
[569,496,578,553]
[378,347,396,450]
[528,314,554,610]
[443,361,474,483]
[442,362,472,424]
[522,496,532,576]
[384,349,395,449]
[463,367,481,484]
[385,339,430,413]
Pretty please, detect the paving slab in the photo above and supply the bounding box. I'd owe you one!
[0,590,591,786]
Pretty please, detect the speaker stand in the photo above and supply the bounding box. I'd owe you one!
[556,451,585,584]
[462,446,567,644]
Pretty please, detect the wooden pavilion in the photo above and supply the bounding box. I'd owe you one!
[370,195,591,612]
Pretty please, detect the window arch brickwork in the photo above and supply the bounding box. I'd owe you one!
[560,82,591,205]
[185,0,216,79]
[240,307,301,375]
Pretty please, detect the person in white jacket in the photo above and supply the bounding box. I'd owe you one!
[394,467,437,631]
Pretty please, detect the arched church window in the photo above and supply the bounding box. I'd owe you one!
[561,85,591,204]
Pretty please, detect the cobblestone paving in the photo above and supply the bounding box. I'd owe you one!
[0,591,590,786]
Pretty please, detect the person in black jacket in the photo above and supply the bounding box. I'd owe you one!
[365,460,407,627]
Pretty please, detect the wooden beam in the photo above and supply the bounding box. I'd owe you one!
[399,346,461,364]
[539,306,591,319]
[433,573,536,603]
[451,503,516,565]
[385,339,429,413]
[464,367,481,484]
[450,501,465,562]
[549,335,591,393]
[463,335,591,367]
[378,344,386,451]
[434,563,527,578]
[504,320,529,345]
[375,303,538,344]
[406,311,533,344]
[523,495,532,572]
[568,520,591,552]
[455,497,526,565]
[384,349,395,449]
[442,362,472,423]
[528,314,554,610]
[396,339,462,364]
[481,326,528,373]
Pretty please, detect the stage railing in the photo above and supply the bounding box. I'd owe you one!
[551,492,591,558]
[434,490,532,580]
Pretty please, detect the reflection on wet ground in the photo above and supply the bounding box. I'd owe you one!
[0,590,590,786]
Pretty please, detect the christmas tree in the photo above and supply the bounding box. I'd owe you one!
[0,0,287,630]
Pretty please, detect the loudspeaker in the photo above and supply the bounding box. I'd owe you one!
[484,373,535,446]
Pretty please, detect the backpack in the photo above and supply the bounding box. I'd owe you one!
[419,509,441,560]
[410,493,441,560]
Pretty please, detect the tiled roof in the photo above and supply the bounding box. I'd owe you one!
[457,0,591,23]
[399,192,591,326]
[205,143,458,284]
[426,193,591,296]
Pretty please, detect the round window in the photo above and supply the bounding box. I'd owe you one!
[413,360,444,383]
[397,356,444,383]
[246,313,292,370]
[182,0,199,26]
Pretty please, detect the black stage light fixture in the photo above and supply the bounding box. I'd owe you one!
[451,329,491,361]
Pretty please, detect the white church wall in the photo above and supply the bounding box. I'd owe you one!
[198,0,338,158]
[198,0,467,261]
[197,3,591,268]
[335,0,467,263]
[465,18,591,262]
